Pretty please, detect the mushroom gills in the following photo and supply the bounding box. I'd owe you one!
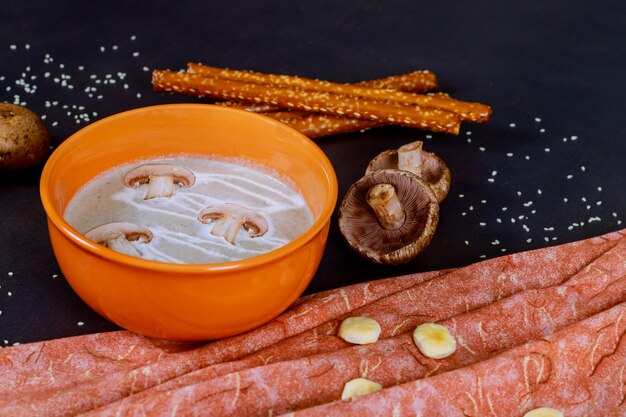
[198,203,269,245]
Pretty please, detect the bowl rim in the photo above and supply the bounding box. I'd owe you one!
[40,103,338,274]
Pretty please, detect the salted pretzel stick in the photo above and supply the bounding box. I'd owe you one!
[189,64,438,93]
[275,114,381,138]
[152,70,461,134]
[220,72,445,115]
[187,63,490,122]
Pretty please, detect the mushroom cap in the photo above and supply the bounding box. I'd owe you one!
[123,164,196,188]
[365,148,451,203]
[198,203,269,237]
[0,103,50,170]
[84,222,153,244]
[338,169,439,265]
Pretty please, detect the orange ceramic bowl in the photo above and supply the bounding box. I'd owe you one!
[40,104,338,341]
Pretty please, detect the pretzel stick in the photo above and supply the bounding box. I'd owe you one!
[275,114,381,138]
[188,64,438,94]
[214,70,442,115]
[187,63,490,122]
[152,70,461,134]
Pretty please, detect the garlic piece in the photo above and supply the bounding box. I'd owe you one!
[523,408,564,417]
[338,317,382,345]
[341,378,383,400]
[412,323,456,359]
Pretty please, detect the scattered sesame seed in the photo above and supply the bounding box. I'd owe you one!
[526,238,532,243]
[9,45,16,50]
[7,292,12,296]
[130,35,137,40]
[479,222,486,227]
[581,197,587,202]
[517,191,522,196]
[491,170,497,176]
[544,148,550,153]
[534,117,542,122]
[502,207,508,211]
[136,93,142,98]
[479,147,485,152]
[77,321,84,326]
[7,272,13,276]
[563,198,568,203]
[466,131,472,136]
[581,166,586,172]
[481,200,487,204]
[487,178,495,183]
[480,255,486,259]
[142,66,150,72]
[525,155,530,160]
[458,194,465,198]
[597,186,603,192]
[496,218,502,223]
[509,123,516,128]
[571,135,578,140]
[539,128,546,133]
[506,152,514,157]
[566,174,573,179]
[613,212,618,217]
[523,224,530,232]
[100,46,106,52]
[464,240,469,245]
[132,52,140,57]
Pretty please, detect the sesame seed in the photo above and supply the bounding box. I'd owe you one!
[479,222,486,226]
[597,186,603,192]
[525,155,530,160]
[132,52,140,57]
[534,117,541,122]
[571,135,578,140]
[544,148,550,153]
[523,224,530,232]
[487,178,495,183]
[502,207,508,211]
[131,35,137,40]
[479,147,485,152]
[458,194,465,198]
[464,240,469,245]
[563,198,568,203]
[540,128,546,133]
[496,218,502,223]
[507,152,514,157]
[566,174,573,179]
[9,45,16,50]
[581,166,586,172]
[7,272,13,276]
[491,170,497,176]
[509,123,516,128]
[526,238,532,243]
[466,131,472,136]
[77,321,84,326]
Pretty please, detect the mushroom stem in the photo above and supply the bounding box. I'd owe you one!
[198,203,269,245]
[107,235,144,257]
[145,174,175,200]
[366,183,406,230]
[210,215,245,245]
[397,140,424,176]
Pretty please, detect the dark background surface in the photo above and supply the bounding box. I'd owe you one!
[0,1,624,346]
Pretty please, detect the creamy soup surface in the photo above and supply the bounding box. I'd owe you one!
[64,156,314,264]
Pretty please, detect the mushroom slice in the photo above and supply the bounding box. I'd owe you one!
[84,222,153,257]
[198,203,269,245]
[123,164,196,200]
[365,140,451,203]
[338,169,439,265]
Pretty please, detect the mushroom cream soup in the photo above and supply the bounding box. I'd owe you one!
[64,157,314,264]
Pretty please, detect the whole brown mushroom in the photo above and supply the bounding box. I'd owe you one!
[366,140,451,202]
[0,103,50,169]
[338,169,439,265]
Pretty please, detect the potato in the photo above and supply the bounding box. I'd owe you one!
[0,103,50,169]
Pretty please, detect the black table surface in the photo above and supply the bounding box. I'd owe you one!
[1,1,625,346]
